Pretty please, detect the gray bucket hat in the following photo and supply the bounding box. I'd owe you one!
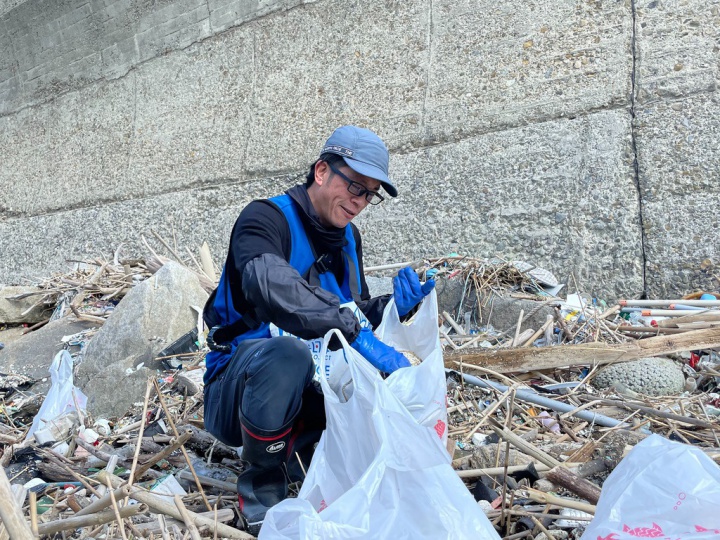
[321,125,397,197]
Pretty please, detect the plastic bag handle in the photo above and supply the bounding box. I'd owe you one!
[317,329,349,399]
[318,328,380,401]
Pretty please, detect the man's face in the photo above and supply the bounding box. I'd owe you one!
[308,161,382,228]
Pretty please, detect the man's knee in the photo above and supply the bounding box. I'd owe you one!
[258,336,313,376]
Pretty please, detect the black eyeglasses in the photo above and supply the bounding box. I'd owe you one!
[327,163,385,205]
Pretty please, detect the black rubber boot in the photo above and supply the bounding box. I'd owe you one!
[286,427,323,483]
[237,416,293,536]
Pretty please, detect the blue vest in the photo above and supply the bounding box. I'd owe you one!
[204,194,363,383]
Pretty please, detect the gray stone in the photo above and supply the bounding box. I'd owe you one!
[0,285,53,323]
[591,357,686,397]
[434,278,554,334]
[76,262,208,418]
[0,318,96,379]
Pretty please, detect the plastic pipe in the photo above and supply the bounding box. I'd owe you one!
[620,299,720,307]
[668,304,708,311]
[449,370,653,435]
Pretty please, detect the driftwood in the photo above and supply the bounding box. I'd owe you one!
[546,465,602,504]
[445,326,720,373]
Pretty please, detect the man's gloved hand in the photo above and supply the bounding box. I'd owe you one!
[393,266,435,317]
[351,327,411,374]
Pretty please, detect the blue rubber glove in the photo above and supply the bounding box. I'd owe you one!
[351,327,411,374]
[393,266,435,317]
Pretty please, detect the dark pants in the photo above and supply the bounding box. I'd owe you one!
[204,336,325,448]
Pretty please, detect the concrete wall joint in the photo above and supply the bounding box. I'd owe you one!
[629,0,648,298]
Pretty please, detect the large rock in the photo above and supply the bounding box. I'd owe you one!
[77,262,209,418]
[0,285,54,324]
[435,277,554,335]
[592,357,686,397]
[0,318,96,379]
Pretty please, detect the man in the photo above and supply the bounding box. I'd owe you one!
[203,125,435,534]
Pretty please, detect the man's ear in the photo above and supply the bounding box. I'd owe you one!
[314,160,329,186]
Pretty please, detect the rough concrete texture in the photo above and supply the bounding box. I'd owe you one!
[633,0,720,297]
[0,175,298,284]
[0,0,314,115]
[76,262,208,417]
[0,0,717,299]
[0,285,53,323]
[356,110,644,299]
[0,318,95,379]
[635,93,720,297]
[592,356,686,397]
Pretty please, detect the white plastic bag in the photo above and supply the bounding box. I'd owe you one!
[581,434,720,539]
[261,328,499,540]
[26,350,88,439]
[375,290,449,444]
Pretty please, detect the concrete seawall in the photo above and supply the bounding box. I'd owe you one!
[1,0,717,298]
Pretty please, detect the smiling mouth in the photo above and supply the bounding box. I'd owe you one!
[340,206,355,218]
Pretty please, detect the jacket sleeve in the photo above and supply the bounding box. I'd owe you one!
[242,253,361,342]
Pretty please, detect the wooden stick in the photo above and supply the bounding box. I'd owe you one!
[199,242,216,282]
[176,470,237,493]
[442,311,465,335]
[97,472,255,539]
[0,467,35,540]
[525,488,596,514]
[444,326,720,373]
[29,491,38,537]
[613,325,687,335]
[114,420,143,435]
[457,463,551,478]
[133,509,235,536]
[134,430,194,479]
[364,261,415,272]
[36,504,147,536]
[174,495,203,540]
[522,317,553,347]
[40,450,103,497]
[584,397,715,429]
[530,515,554,539]
[76,486,131,516]
[487,419,562,468]
[545,465,602,504]
[152,379,212,512]
[511,310,525,346]
[104,474,129,540]
[75,436,161,480]
[128,377,154,488]
[462,385,518,442]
